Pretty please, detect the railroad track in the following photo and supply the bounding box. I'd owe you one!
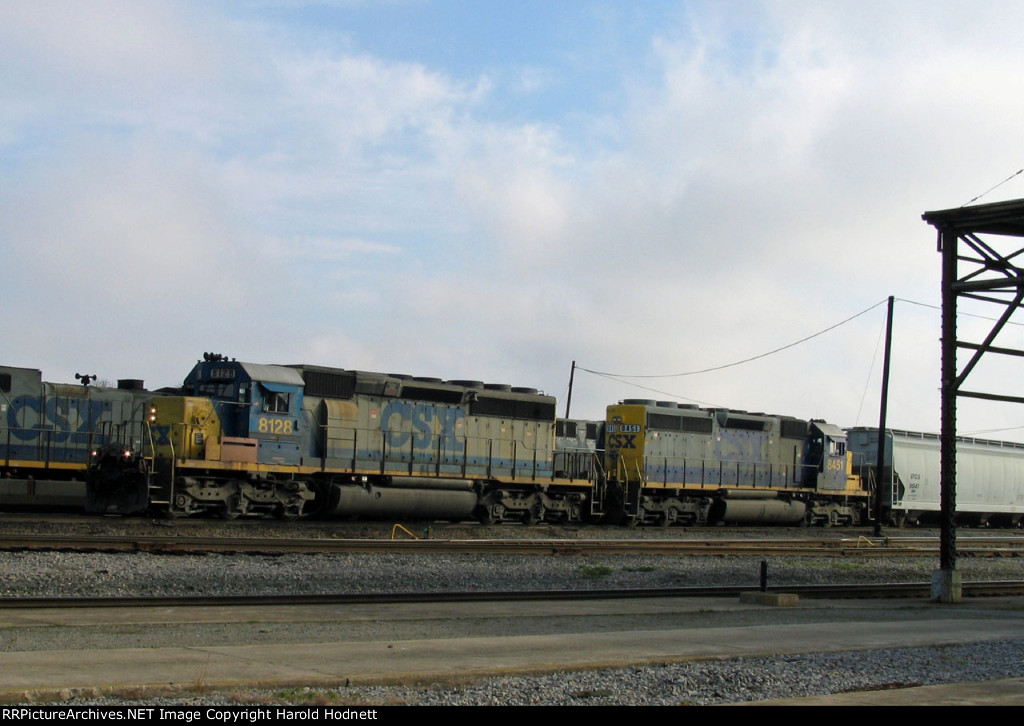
[2,580,1022,610]
[1,532,1022,556]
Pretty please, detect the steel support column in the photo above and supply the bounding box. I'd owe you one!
[923,198,1024,603]
[937,227,959,601]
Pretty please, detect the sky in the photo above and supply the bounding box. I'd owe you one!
[4,0,1024,440]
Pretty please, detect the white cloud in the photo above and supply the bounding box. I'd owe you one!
[6,0,1024,439]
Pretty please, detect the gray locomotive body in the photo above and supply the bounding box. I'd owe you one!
[1,365,151,510]
[89,357,593,522]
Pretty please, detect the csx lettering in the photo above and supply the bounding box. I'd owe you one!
[382,401,463,451]
[608,433,637,449]
[5,396,110,443]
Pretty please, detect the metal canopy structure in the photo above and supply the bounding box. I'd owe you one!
[922,197,1024,601]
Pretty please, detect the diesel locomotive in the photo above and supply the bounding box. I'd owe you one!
[604,400,868,527]
[0,365,152,510]
[86,356,596,523]
[5,356,1018,527]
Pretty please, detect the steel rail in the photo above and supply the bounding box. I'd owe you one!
[1,580,1022,610]
[1,533,1022,557]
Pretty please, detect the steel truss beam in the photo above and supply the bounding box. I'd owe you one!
[923,198,1024,600]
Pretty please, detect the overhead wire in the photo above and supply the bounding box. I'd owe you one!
[896,297,1024,327]
[961,168,1024,207]
[578,299,888,380]
[577,296,1024,430]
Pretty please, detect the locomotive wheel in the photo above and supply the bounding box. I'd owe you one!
[625,507,644,528]
[660,507,677,527]
[220,494,244,520]
[169,493,194,518]
[523,505,545,525]
[476,503,504,525]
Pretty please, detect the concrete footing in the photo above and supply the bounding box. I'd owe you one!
[931,569,962,603]
[739,591,800,606]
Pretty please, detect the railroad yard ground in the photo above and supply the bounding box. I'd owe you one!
[1,515,1023,706]
[2,595,1024,706]
[4,512,1024,543]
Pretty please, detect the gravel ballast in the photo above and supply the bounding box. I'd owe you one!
[1,518,1023,706]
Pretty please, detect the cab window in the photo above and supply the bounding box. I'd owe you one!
[263,392,290,414]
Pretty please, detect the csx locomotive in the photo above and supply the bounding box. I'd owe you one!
[604,400,867,526]
[87,356,596,523]
[0,365,151,510]
[1,356,875,525]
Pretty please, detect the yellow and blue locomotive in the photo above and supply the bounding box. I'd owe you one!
[6,357,877,526]
[603,400,868,526]
[87,356,596,522]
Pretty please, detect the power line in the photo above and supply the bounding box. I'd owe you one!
[578,299,888,380]
[961,168,1024,207]
[579,369,722,408]
[896,297,1024,327]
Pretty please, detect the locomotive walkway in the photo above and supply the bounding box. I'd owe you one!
[1,594,1023,705]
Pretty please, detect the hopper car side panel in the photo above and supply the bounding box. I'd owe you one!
[848,427,1024,527]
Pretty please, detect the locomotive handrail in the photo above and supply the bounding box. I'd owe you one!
[142,418,166,504]
[552,449,603,481]
[623,454,830,492]
[313,423,558,482]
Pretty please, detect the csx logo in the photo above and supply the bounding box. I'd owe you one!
[608,433,638,449]
[381,400,463,450]
[152,426,172,446]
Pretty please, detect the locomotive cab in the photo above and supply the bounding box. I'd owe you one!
[183,359,304,466]
[803,421,853,492]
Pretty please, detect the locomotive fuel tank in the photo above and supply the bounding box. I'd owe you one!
[321,477,479,520]
[707,491,808,524]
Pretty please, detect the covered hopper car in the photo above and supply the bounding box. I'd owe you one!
[847,427,1024,528]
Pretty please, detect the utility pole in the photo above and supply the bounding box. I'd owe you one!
[873,296,894,537]
[564,360,576,419]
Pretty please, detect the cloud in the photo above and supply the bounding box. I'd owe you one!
[5,0,1024,439]
[4,142,245,299]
